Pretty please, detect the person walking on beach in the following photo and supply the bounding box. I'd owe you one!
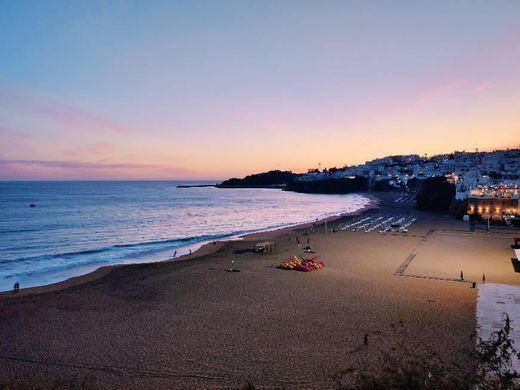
[189,249,192,255]
[13,281,19,293]
[460,270,464,281]
[173,250,177,258]
[482,273,485,283]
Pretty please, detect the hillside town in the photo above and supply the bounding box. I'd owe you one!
[300,148,520,221]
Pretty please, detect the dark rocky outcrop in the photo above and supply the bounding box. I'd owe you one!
[416,176,455,212]
[217,170,298,188]
[285,177,368,194]
[372,179,398,192]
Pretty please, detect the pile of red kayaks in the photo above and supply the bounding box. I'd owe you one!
[279,255,325,272]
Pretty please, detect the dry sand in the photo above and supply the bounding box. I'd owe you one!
[0,192,518,388]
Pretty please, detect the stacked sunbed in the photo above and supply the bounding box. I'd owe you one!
[279,256,325,272]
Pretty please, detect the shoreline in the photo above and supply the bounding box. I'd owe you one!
[1,191,517,388]
[0,192,380,299]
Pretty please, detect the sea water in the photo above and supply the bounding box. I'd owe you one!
[0,181,370,291]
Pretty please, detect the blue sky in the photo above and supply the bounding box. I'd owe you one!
[1,1,519,179]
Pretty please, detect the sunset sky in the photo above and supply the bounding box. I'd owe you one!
[1,1,519,180]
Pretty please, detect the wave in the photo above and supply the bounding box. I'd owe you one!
[0,232,239,280]
[111,234,232,249]
[0,228,42,234]
[0,192,373,290]
[0,220,317,281]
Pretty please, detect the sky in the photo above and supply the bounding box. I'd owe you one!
[0,0,519,180]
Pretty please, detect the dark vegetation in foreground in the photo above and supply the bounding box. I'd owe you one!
[2,317,518,389]
[332,316,520,390]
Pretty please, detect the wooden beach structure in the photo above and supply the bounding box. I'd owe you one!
[255,241,276,255]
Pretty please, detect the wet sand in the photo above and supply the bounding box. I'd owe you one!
[0,192,518,388]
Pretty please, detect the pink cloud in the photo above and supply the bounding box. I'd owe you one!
[0,159,197,180]
[473,80,495,92]
[61,141,116,158]
[412,80,467,106]
[0,86,136,135]
[408,77,500,109]
[0,126,38,157]
[408,27,519,107]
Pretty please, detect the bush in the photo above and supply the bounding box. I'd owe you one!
[335,318,520,389]
[475,314,520,389]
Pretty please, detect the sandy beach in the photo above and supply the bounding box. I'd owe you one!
[0,192,518,388]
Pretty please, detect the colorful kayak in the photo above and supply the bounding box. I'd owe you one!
[279,255,325,272]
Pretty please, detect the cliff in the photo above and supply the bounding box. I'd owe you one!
[285,177,368,194]
[217,170,298,188]
[416,176,455,212]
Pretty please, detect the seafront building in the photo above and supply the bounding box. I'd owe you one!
[466,184,520,221]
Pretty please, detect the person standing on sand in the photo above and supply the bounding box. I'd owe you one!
[189,249,192,255]
[173,250,177,258]
[13,281,19,293]
[460,270,464,281]
[482,273,485,283]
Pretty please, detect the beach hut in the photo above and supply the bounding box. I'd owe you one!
[255,241,276,255]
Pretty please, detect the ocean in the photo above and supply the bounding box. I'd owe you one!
[0,181,370,291]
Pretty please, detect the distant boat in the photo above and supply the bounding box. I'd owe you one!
[29,204,36,208]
